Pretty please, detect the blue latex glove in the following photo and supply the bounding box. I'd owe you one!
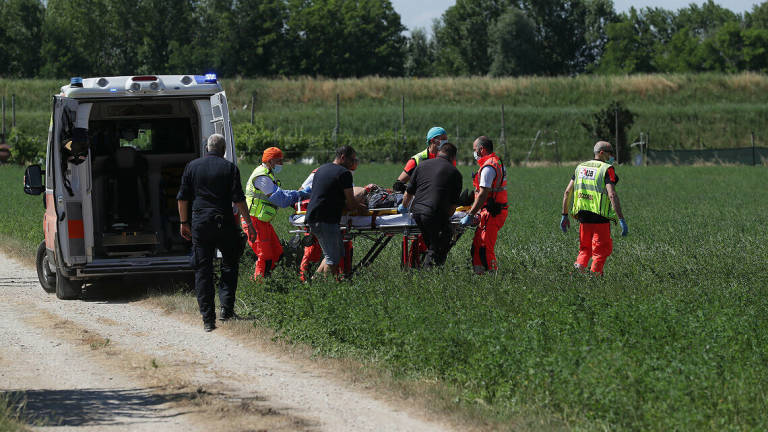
[560,214,570,233]
[619,218,629,236]
[397,204,408,214]
[460,214,473,227]
[298,188,311,200]
[267,186,301,208]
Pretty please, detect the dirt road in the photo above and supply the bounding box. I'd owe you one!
[0,252,455,431]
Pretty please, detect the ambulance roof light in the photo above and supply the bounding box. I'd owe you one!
[204,73,217,83]
[132,75,158,82]
[70,77,83,88]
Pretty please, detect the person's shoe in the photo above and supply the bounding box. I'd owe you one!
[219,309,239,322]
[473,265,486,275]
[204,322,216,332]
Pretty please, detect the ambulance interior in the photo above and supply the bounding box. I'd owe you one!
[87,99,204,258]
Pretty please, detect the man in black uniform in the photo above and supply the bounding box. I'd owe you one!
[400,143,462,268]
[177,134,256,332]
[306,145,367,278]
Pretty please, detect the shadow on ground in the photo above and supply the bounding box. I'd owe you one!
[1,387,193,427]
[80,275,194,304]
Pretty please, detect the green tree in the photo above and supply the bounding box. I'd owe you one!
[136,0,198,74]
[598,7,677,74]
[433,0,511,76]
[404,27,436,77]
[745,1,768,29]
[488,8,538,76]
[40,0,111,77]
[581,101,635,164]
[232,0,288,76]
[286,0,405,77]
[519,0,616,75]
[0,0,44,77]
[742,27,768,71]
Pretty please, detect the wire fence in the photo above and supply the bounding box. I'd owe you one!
[3,92,768,166]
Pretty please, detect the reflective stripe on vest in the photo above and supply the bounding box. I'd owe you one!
[571,160,617,222]
[411,149,431,166]
[245,165,280,222]
[473,153,508,204]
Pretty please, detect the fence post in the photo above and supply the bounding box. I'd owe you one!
[500,104,507,163]
[752,131,756,166]
[646,131,650,166]
[401,95,406,161]
[394,127,398,161]
[614,106,619,164]
[456,125,459,148]
[1,96,5,144]
[333,93,340,146]
[250,95,255,125]
[11,95,15,128]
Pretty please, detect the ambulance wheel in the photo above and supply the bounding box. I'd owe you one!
[56,271,82,300]
[36,241,56,293]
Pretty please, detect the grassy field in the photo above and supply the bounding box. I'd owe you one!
[3,161,767,430]
[3,74,768,163]
[0,393,29,432]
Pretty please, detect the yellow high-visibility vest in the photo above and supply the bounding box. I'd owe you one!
[570,160,617,222]
[245,165,280,222]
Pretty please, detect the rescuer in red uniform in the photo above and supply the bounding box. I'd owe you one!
[460,136,508,274]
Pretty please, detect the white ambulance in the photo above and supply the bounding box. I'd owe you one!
[23,74,236,299]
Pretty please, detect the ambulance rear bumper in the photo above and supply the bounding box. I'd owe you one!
[74,256,192,278]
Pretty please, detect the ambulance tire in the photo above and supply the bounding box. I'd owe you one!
[35,240,56,293]
[56,271,82,300]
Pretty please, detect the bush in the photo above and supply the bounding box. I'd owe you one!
[7,128,44,165]
[234,122,427,164]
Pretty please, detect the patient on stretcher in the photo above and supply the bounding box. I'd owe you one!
[296,183,404,212]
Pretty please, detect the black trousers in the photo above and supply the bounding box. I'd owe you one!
[413,213,452,267]
[190,212,244,324]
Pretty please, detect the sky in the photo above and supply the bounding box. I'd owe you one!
[390,0,763,33]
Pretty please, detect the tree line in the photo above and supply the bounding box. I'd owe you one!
[1,0,767,79]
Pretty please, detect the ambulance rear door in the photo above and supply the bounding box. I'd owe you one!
[52,96,94,268]
[209,91,236,163]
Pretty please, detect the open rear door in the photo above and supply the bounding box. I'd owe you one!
[210,91,236,163]
[52,96,92,268]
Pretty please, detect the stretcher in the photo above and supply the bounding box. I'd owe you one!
[289,206,472,276]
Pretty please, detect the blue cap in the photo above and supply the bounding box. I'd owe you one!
[426,126,447,144]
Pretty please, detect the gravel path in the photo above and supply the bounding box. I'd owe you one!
[0,252,455,432]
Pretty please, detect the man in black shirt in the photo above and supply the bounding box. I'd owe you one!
[177,134,256,332]
[401,143,462,268]
[306,145,367,277]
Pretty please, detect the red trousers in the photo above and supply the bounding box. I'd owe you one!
[575,222,613,275]
[299,234,353,281]
[242,216,283,279]
[471,208,507,271]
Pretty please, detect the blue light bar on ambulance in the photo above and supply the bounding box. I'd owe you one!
[70,77,83,88]
[204,73,217,83]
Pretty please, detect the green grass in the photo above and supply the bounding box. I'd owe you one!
[0,165,45,260]
[4,160,768,430]
[0,393,30,432]
[240,162,768,430]
[4,74,768,163]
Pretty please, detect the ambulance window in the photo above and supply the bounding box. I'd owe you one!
[120,127,152,151]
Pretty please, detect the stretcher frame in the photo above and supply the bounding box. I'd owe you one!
[289,206,472,276]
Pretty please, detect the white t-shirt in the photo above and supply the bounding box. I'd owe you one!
[479,165,496,188]
[253,175,277,195]
[301,172,315,190]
